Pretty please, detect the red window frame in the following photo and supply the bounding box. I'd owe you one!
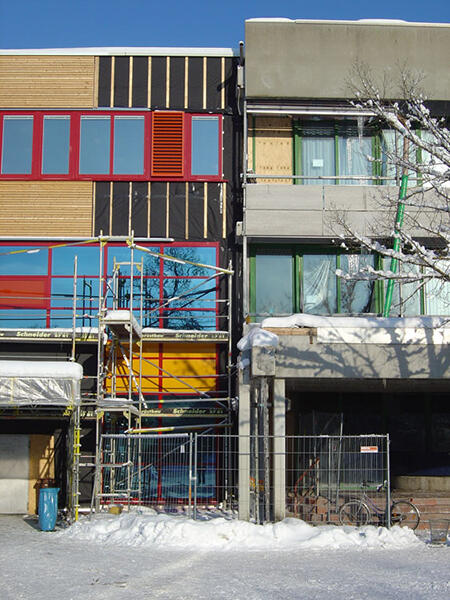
[0,111,223,182]
[0,241,220,330]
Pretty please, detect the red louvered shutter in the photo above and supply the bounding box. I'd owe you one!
[151,111,184,177]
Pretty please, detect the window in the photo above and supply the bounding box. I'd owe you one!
[251,248,376,319]
[251,247,450,320]
[0,111,222,181]
[42,116,70,174]
[1,115,33,174]
[79,116,111,174]
[294,120,375,185]
[0,242,219,330]
[191,116,220,176]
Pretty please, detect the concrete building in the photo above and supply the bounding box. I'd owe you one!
[238,19,450,520]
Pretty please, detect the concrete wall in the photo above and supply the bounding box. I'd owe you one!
[270,332,450,380]
[244,183,442,238]
[245,20,450,100]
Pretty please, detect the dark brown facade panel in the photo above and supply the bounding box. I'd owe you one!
[188,182,204,241]
[168,182,186,239]
[169,57,185,109]
[188,57,203,110]
[207,182,221,240]
[131,182,149,237]
[206,57,222,111]
[114,56,130,107]
[225,57,238,112]
[132,56,149,107]
[94,182,111,235]
[98,56,112,107]
[149,182,166,237]
[150,56,167,109]
[112,182,129,235]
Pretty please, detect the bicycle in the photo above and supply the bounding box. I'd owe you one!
[338,482,420,530]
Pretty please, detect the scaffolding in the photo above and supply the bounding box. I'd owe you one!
[0,235,234,521]
[84,235,234,517]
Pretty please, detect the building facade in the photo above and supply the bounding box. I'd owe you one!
[0,47,242,514]
[238,19,450,520]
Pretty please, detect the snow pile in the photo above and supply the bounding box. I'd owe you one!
[62,513,421,551]
[237,325,279,351]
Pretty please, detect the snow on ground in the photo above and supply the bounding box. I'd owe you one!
[0,514,449,600]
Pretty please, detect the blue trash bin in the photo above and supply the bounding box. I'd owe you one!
[38,487,59,531]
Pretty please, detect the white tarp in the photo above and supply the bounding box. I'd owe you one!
[0,361,83,407]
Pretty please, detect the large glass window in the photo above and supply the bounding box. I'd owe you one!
[0,243,219,330]
[255,253,293,317]
[42,116,70,174]
[113,116,145,175]
[1,116,33,174]
[251,247,450,320]
[79,116,110,174]
[191,116,220,176]
[296,119,375,185]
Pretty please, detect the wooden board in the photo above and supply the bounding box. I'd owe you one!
[0,56,96,108]
[251,117,293,184]
[28,435,55,515]
[0,181,93,236]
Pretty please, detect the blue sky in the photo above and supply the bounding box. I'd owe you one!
[0,0,448,49]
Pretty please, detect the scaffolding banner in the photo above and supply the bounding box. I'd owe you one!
[0,361,82,406]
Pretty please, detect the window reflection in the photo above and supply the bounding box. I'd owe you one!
[255,254,293,316]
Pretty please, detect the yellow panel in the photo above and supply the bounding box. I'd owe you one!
[254,116,293,184]
[162,342,217,358]
[0,56,96,108]
[0,181,93,236]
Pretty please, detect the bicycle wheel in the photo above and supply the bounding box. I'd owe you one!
[339,500,371,526]
[390,501,420,530]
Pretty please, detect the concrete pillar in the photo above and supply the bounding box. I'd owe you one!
[272,378,286,521]
[238,368,251,521]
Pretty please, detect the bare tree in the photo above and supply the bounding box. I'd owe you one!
[333,64,450,314]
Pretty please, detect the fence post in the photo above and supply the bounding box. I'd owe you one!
[386,434,391,528]
[193,433,198,520]
[188,433,193,519]
[272,378,286,521]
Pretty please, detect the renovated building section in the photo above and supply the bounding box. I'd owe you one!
[0,47,241,516]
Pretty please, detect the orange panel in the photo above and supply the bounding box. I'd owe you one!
[0,277,47,308]
[151,111,184,177]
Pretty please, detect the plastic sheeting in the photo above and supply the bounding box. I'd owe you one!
[0,361,82,407]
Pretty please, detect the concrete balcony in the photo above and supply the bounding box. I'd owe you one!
[244,183,440,239]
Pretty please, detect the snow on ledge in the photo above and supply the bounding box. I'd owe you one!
[261,314,450,329]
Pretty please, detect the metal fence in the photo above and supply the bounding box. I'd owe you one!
[94,433,390,525]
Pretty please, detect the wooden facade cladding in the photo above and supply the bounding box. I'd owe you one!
[0,181,93,236]
[0,56,96,108]
[248,116,293,183]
